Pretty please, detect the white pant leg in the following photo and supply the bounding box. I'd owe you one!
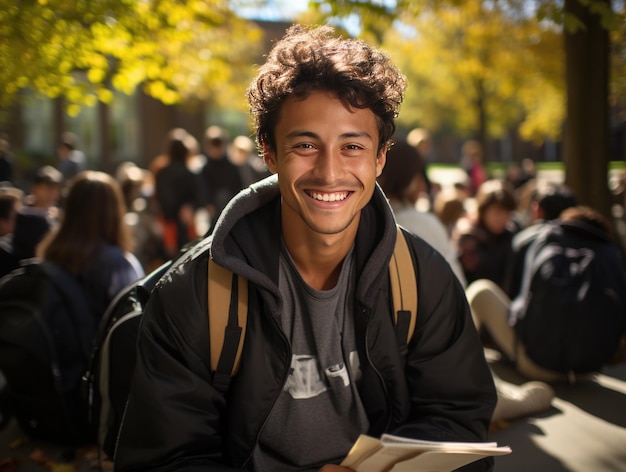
[465,279,516,360]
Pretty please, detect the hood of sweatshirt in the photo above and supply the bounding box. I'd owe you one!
[208,174,400,310]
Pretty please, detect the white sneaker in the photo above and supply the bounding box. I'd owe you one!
[492,380,555,423]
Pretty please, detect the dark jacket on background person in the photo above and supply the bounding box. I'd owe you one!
[201,154,243,223]
[0,243,18,277]
[77,243,144,320]
[0,154,13,182]
[155,159,203,252]
[155,160,203,222]
[457,223,516,289]
[13,207,55,261]
[115,176,497,472]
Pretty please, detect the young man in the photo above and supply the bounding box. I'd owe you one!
[115,25,496,472]
[200,125,244,227]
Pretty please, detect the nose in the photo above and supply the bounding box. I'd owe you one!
[314,147,342,182]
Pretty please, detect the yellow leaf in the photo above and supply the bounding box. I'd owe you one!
[67,104,81,117]
[97,88,114,103]
[50,463,75,472]
[84,94,97,107]
[87,68,106,84]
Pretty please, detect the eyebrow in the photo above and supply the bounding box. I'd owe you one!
[285,130,374,141]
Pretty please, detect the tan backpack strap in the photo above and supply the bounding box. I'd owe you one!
[208,258,248,378]
[389,226,418,345]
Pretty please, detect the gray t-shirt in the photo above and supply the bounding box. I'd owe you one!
[252,242,369,471]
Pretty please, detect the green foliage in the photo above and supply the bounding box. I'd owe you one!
[0,0,263,116]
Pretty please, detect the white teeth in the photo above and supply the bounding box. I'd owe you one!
[310,191,348,202]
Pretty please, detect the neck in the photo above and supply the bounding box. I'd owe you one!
[282,222,357,291]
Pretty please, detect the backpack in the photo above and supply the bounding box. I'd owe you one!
[85,226,418,460]
[510,220,626,374]
[0,259,97,446]
[83,260,172,459]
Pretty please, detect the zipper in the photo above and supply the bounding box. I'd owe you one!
[362,302,393,433]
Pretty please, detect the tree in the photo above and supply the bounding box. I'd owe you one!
[381,3,564,160]
[0,0,263,119]
[301,0,624,219]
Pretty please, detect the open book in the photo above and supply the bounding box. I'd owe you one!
[340,434,512,472]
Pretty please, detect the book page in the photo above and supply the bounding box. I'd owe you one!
[340,435,385,470]
[341,434,511,472]
[389,449,509,472]
[348,446,422,471]
[381,434,499,449]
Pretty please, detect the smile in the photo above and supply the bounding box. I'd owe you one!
[306,190,350,202]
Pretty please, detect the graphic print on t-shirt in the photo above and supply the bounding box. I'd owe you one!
[284,350,360,399]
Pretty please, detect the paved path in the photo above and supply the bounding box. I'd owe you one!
[488,359,626,472]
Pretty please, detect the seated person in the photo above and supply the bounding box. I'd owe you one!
[378,139,466,287]
[454,179,518,289]
[115,25,497,472]
[37,171,144,320]
[503,181,577,298]
[466,206,626,383]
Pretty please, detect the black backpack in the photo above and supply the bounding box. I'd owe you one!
[510,220,626,374]
[84,226,418,462]
[0,259,98,446]
[83,260,171,459]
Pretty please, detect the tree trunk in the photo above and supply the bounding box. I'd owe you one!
[98,101,112,173]
[474,78,489,162]
[563,0,612,219]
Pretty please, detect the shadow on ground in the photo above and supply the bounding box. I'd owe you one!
[489,359,626,472]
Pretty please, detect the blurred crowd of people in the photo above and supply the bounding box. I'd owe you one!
[1,122,625,437]
[379,130,626,421]
[2,127,625,326]
[0,126,269,281]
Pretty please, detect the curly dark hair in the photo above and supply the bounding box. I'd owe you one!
[246,24,407,155]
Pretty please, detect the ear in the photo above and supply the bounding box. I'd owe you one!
[375,145,388,178]
[263,144,278,174]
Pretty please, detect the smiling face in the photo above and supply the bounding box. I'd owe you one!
[263,91,386,243]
